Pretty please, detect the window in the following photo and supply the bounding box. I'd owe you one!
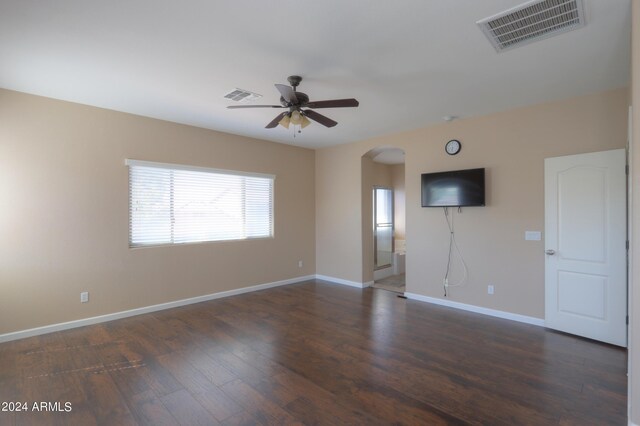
[126,160,274,247]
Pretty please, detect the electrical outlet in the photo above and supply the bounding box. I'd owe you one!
[80,291,89,303]
[298,260,303,268]
[488,285,494,295]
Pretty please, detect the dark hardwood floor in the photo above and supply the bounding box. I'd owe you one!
[0,280,628,425]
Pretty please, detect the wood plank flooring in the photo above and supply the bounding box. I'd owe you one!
[0,280,628,425]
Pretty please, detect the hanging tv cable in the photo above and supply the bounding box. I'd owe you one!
[443,207,468,297]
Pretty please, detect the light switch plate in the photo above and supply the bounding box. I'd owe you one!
[525,231,541,241]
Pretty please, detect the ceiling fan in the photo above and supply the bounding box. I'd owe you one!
[227,76,359,129]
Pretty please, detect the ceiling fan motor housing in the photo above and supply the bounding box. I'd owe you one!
[280,92,309,108]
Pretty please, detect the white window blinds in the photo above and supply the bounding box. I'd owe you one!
[127,160,274,247]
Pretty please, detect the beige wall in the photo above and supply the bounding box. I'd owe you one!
[316,143,365,282]
[316,88,627,318]
[391,164,406,240]
[0,89,316,336]
[372,162,392,187]
[630,0,639,423]
[361,156,375,283]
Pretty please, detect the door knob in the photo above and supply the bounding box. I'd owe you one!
[545,249,556,255]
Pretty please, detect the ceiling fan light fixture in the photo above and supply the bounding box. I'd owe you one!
[290,110,303,125]
[301,115,311,129]
[279,113,290,128]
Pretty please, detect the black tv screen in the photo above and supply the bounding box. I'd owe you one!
[421,168,485,207]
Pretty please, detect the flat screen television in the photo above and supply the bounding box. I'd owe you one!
[421,168,485,207]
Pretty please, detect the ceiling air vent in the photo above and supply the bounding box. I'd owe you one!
[223,88,262,102]
[477,0,585,52]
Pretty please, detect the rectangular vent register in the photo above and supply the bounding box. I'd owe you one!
[477,0,585,52]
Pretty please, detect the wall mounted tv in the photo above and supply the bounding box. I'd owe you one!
[421,168,485,207]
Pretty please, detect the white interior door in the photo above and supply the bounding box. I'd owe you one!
[545,149,627,347]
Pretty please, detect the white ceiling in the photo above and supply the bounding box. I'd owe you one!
[371,148,406,165]
[0,0,631,149]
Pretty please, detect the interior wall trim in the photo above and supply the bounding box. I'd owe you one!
[0,275,316,343]
[0,276,544,343]
[404,292,545,327]
[314,277,542,327]
[315,274,371,288]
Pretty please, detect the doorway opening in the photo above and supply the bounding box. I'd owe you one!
[362,147,406,294]
[374,187,393,270]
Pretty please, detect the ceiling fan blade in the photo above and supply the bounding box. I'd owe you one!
[227,105,285,109]
[303,110,338,128]
[306,98,359,109]
[275,84,297,104]
[265,112,289,129]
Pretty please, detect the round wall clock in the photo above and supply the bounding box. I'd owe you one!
[445,139,461,155]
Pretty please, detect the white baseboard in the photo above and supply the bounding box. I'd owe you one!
[0,276,545,343]
[404,292,544,327]
[315,274,369,288]
[312,278,543,329]
[0,275,315,343]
